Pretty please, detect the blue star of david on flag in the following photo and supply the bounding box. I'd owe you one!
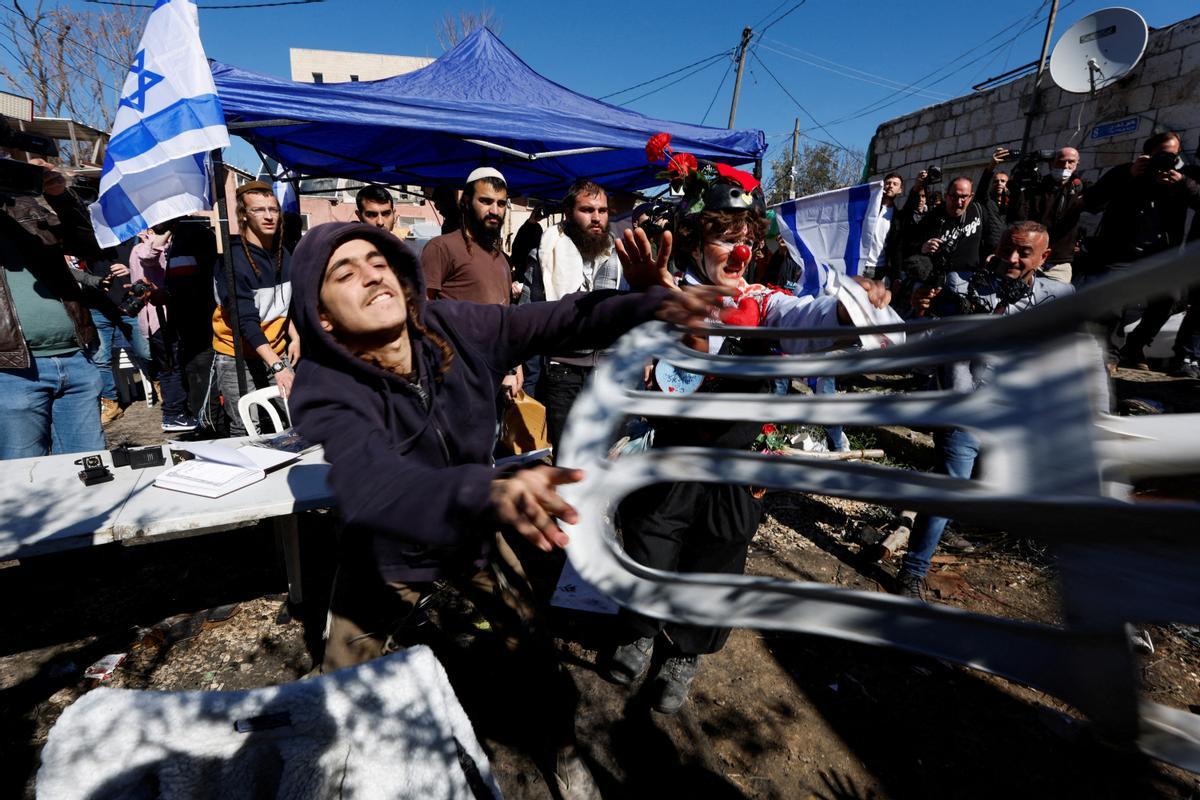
[119,50,164,113]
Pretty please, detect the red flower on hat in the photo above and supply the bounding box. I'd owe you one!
[715,163,760,192]
[666,152,697,179]
[645,132,672,163]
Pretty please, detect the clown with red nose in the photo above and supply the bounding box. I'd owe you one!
[603,135,899,715]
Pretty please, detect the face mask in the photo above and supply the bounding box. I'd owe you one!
[1054,168,1073,182]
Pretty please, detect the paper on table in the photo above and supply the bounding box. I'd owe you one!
[154,442,300,498]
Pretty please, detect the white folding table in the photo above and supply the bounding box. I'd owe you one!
[0,441,333,603]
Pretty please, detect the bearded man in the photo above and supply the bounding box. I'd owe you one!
[420,167,512,306]
[526,179,624,446]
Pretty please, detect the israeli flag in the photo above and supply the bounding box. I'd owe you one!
[773,181,885,296]
[89,0,229,248]
[272,169,299,215]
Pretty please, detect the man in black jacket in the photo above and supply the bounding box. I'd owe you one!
[1084,131,1200,371]
[906,176,985,274]
[1000,145,1085,284]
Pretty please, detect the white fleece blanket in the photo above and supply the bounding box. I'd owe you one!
[536,223,620,301]
[37,646,501,800]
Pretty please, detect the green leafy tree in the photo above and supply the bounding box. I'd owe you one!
[766,141,865,204]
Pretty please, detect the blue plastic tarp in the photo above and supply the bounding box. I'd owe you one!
[211,29,766,197]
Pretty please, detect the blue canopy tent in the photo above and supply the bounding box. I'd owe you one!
[210,28,767,198]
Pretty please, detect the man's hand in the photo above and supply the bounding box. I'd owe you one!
[1130,155,1151,178]
[1157,169,1184,185]
[910,285,942,315]
[850,275,891,309]
[616,227,675,290]
[274,364,295,400]
[654,284,731,328]
[150,229,173,251]
[916,170,928,184]
[500,366,522,400]
[511,280,524,302]
[992,147,1010,166]
[109,263,131,278]
[29,158,67,197]
[489,466,583,552]
[921,238,943,255]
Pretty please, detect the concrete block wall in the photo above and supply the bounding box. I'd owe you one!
[867,14,1200,188]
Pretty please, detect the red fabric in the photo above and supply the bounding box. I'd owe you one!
[714,163,759,192]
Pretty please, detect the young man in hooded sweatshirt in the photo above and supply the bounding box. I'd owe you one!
[287,221,722,800]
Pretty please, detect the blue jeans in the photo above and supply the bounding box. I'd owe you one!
[0,350,106,459]
[901,428,980,578]
[89,309,151,402]
[813,376,850,451]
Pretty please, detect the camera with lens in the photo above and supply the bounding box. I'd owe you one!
[1146,151,1182,176]
[923,165,942,187]
[1005,148,1055,193]
[118,280,155,316]
[0,115,59,198]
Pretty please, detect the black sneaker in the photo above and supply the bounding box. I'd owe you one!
[162,414,199,432]
[605,636,654,686]
[1173,360,1200,379]
[939,530,976,553]
[893,570,927,601]
[652,654,699,714]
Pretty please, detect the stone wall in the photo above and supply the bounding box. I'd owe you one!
[867,13,1200,187]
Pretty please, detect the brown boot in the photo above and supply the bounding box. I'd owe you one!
[100,398,124,424]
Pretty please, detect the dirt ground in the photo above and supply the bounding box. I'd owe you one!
[2,368,1199,799]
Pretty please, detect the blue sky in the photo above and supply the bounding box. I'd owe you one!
[9,1,1189,172]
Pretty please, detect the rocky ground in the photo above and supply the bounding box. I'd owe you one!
[2,368,1198,799]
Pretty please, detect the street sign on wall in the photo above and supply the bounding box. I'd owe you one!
[1090,117,1140,140]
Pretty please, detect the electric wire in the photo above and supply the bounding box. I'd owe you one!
[0,14,124,95]
[598,49,733,100]
[699,56,735,126]
[619,52,730,107]
[823,0,1071,127]
[755,40,953,101]
[85,0,324,8]
[749,50,849,152]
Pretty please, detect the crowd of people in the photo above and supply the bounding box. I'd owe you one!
[1,127,1196,799]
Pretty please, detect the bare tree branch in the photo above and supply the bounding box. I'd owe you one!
[435,7,500,50]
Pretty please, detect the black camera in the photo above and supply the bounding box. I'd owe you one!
[75,454,114,486]
[0,115,59,198]
[118,280,155,316]
[1146,151,1182,175]
[1007,148,1055,193]
[1003,148,1055,163]
[923,165,942,186]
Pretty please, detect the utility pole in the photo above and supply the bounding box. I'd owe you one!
[1019,0,1060,154]
[727,26,754,129]
[789,118,800,199]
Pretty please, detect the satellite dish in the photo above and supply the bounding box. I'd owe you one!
[1049,7,1149,94]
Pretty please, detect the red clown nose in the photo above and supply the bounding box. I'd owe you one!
[730,244,752,265]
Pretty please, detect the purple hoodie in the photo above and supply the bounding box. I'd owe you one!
[288,222,668,582]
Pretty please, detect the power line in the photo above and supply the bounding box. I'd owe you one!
[620,53,730,107]
[700,57,734,126]
[1,18,123,96]
[749,50,849,152]
[757,38,953,100]
[85,0,324,8]
[751,0,791,29]
[599,49,733,100]
[822,0,1061,127]
[757,0,807,36]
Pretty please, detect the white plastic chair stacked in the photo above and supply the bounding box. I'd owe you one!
[558,244,1200,771]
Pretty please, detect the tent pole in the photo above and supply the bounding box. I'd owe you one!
[210,148,249,399]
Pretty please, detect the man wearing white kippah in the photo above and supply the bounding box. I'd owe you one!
[420,167,512,306]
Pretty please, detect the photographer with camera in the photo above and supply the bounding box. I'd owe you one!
[0,145,107,459]
[893,221,1074,599]
[904,175,985,276]
[1083,131,1200,372]
[992,145,1085,284]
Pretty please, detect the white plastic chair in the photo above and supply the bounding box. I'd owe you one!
[237,385,290,436]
